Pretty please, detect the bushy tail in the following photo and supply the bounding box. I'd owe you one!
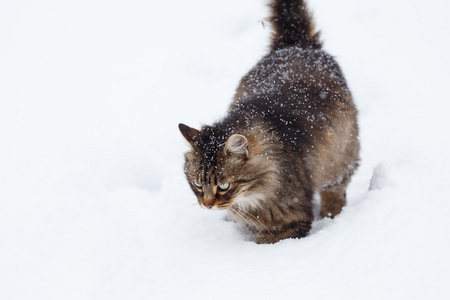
[269,0,321,51]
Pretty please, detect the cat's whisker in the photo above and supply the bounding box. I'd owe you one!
[231,207,268,244]
[226,210,232,223]
[228,208,251,241]
[229,209,250,240]
[238,207,278,242]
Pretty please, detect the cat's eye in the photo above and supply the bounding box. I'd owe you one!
[193,181,202,189]
[218,182,230,191]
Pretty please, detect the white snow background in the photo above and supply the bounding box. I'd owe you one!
[1,0,450,299]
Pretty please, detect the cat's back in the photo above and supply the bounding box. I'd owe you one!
[233,46,350,107]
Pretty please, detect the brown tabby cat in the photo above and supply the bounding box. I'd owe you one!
[179,0,359,244]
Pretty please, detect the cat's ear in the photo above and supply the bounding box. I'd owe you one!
[179,123,201,147]
[224,134,249,158]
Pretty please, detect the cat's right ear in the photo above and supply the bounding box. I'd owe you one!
[179,123,201,147]
[224,134,249,158]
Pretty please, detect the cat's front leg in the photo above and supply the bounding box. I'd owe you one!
[255,220,312,244]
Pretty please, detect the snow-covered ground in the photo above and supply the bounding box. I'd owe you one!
[1,0,450,299]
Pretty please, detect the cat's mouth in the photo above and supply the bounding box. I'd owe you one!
[200,202,231,210]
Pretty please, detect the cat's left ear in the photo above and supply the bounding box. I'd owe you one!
[179,123,201,147]
[224,134,249,158]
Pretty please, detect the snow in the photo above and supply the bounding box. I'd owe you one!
[1,0,450,299]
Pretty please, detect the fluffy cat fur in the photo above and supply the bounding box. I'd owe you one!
[179,0,360,244]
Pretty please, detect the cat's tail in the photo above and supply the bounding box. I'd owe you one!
[268,0,322,51]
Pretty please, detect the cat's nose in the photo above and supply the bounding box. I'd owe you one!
[203,203,214,209]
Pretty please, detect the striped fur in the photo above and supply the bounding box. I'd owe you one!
[179,0,359,243]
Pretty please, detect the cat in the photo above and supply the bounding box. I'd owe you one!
[179,0,360,244]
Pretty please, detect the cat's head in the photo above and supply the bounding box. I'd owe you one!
[179,123,276,210]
